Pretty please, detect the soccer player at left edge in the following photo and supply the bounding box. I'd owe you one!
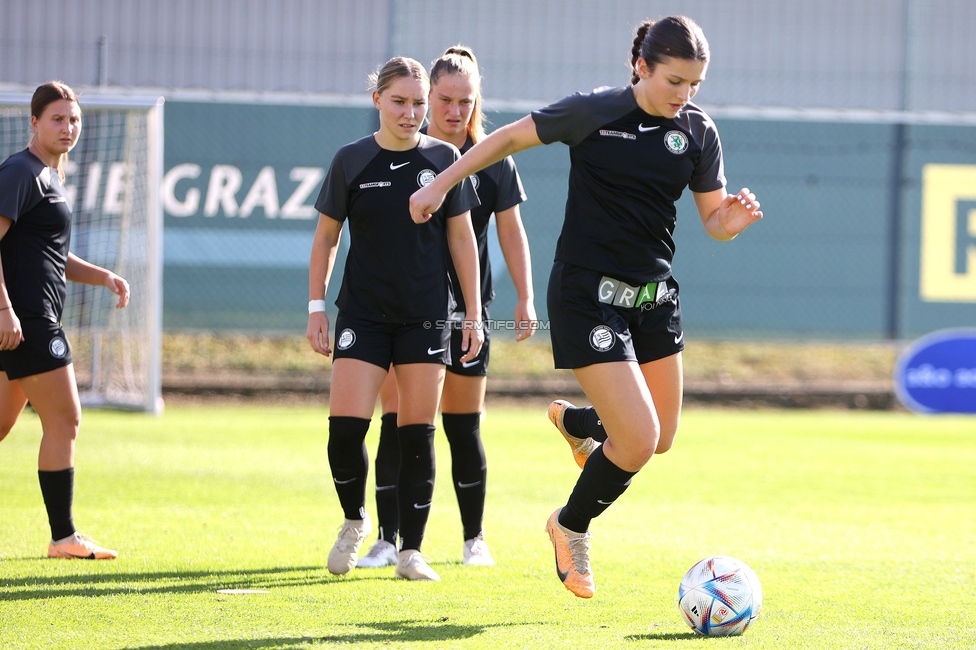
[0,81,130,560]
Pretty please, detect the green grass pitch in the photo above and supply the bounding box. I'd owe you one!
[1,404,974,649]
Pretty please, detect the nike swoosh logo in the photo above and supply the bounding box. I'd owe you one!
[460,359,481,368]
[638,124,660,132]
[390,162,410,170]
[674,332,684,345]
[375,484,396,492]
[549,525,572,583]
[596,499,614,505]
[59,551,97,559]
[456,480,482,489]
[556,566,569,582]
[413,502,431,510]
[334,477,357,485]
[427,347,446,355]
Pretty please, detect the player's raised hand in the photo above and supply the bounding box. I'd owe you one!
[306,312,332,356]
[718,187,763,237]
[409,184,446,224]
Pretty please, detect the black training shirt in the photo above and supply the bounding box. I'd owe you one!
[0,149,72,322]
[532,85,725,284]
[448,134,526,313]
[315,134,480,323]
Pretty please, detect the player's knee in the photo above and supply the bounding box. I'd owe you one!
[630,436,657,466]
[655,437,674,455]
[0,422,13,442]
[48,421,80,444]
[66,410,82,436]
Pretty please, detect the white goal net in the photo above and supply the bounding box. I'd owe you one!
[0,92,163,413]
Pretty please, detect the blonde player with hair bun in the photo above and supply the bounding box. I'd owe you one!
[307,57,482,581]
[358,45,535,569]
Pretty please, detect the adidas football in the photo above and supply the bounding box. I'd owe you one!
[678,555,762,636]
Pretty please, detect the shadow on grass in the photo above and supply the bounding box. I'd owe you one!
[122,620,532,649]
[625,631,704,641]
[0,565,394,601]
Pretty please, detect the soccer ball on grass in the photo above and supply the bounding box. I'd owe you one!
[678,555,762,636]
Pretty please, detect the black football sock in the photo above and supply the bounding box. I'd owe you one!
[442,412,486,541]
[327,416,371,521]
[38,468,76,541]
[373,412,400,545]
[563,405,608,443]
[396,423,436,552]
[558,445,636,533]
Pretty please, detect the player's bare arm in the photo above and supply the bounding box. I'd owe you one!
[410,116,542,223]
[0,215,23,350]
[65,253,130,308]
[695,187,763,241]
[306,213,343,356]
[495,204,536,341]
[446,212,484,361]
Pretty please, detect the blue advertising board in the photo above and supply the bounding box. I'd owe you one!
[894,329,976,413]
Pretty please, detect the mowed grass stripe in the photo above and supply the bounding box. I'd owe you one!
[1,406,974,649]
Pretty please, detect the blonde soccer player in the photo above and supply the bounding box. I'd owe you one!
[307,57,483,581]
[357,45,536,570]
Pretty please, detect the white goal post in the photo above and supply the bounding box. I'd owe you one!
[0,91,164,414]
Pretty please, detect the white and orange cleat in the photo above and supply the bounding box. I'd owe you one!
[546,509,594,598]
[48,532,118,560]
[547,400,599,469]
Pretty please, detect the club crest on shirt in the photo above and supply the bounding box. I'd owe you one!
[589,325,615,352]
[468,174,479,191]
[49,336,68,359]
[664,130,689,154]
[417,169,437,187]
[336,328,356,350]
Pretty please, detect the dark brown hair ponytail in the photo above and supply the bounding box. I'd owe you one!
[630,16,709,84]
[29,80,80,182]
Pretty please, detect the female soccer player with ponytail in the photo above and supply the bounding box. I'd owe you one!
[357,45,535,570]
[307,57,482,581]
[410,17,763,597]
[0,81,130,560]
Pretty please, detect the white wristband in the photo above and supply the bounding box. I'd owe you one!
[308,299,326,314]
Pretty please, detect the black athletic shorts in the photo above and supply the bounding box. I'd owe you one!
[547,261,684,370]
[446,307,490,377]
[0,318,73,380]
[332,312,452,369]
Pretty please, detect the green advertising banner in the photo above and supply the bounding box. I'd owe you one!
[162,100,976,339]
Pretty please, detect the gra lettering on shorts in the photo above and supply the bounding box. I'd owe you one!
[597,276,672,309]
